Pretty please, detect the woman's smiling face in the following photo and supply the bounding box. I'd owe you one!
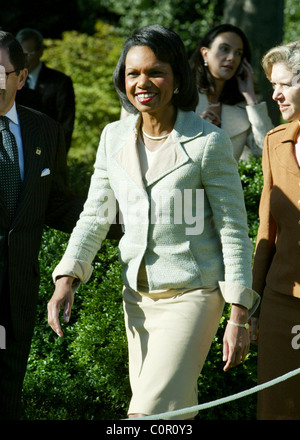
[125,45,177,117]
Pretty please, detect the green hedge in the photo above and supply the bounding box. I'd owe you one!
[21,156,263,420]
[43,22,124,164]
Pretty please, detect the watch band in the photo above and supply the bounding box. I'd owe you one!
[228,320,250,330]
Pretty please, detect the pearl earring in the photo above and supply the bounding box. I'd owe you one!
[204,61,208,67]
[174,87,179,94]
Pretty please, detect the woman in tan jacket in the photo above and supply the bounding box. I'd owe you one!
[252,40,300,419]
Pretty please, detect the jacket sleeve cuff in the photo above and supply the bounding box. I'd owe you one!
[52,259,93,292]
[218,281,260,317]
[245,101,272,129]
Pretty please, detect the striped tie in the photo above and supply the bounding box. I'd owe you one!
[0,116,21,222]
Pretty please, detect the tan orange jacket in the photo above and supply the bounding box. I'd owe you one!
[253,120,300,299]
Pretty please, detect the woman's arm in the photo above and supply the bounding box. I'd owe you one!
[223,304,249,371]
[47,276,75,337]
[237,59,273,156]
[201,129,256,369]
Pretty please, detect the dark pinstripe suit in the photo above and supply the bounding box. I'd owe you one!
[0,104,83,419]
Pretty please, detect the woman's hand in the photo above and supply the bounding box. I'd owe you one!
[200,103,221,126]
[236,59,257,105]
[223,304,250,371]
[47,276,75,337]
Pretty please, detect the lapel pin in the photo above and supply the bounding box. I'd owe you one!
[35,148,41,155]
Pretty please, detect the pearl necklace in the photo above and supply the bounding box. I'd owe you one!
[142,128,170,140]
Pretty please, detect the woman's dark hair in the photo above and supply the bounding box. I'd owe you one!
[190,24,252,105]
[0,31,26,74]
[113,24,199,113]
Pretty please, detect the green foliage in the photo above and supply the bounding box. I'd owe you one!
[22,225,129,420]
[42,22,124,164]
[69,245,130,419]
[284,0,300,42]
[238,157,263,249]
[87,0,224,55]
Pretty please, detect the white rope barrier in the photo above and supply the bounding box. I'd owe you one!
[126,366,300,420]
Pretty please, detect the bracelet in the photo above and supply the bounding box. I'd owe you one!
[228,320,249,329]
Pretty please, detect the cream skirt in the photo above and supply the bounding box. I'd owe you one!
[123,285,225,419]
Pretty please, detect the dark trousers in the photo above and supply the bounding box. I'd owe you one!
[0,277,32,420]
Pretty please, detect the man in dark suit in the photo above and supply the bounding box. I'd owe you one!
[15,28,75,152]
[0,31,83,419]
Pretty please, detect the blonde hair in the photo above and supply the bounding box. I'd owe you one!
[262,40,300,80]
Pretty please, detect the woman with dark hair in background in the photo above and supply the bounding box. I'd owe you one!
[190,24,273,161]
[47,24,259,420]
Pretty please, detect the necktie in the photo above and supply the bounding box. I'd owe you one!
[0,116,21,222]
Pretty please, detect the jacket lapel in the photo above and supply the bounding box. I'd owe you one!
[274,120,300,176]
[144,110,203,186]
[114,124,145,189]
[114,110,201,189]
[143,133,189,187]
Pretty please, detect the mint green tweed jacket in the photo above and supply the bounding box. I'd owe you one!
[53,109,259,313]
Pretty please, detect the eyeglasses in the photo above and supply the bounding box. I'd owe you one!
[5,70,17,79]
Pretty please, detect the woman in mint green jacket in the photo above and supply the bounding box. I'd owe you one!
[48,25,259,420]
